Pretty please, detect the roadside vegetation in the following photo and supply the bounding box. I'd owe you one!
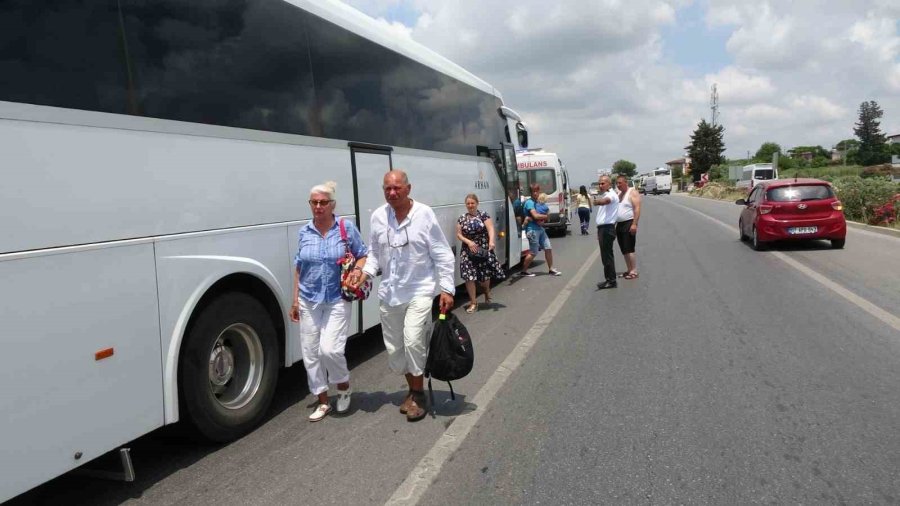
[684,99,900,229]
[690,175,900,229]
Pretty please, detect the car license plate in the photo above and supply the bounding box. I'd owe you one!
[788,226,817,235]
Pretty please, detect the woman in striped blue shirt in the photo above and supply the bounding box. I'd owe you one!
[290,181,368,422]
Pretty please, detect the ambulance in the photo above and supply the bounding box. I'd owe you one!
[516,149,571,236]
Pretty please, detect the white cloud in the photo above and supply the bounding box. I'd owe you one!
[343,0,900,181]
[370,17,414,40]
[788,96,847,121]
[705,67,777,104]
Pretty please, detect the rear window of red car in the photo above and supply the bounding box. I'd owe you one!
[766,185,834,202]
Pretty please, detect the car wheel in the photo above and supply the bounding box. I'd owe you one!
[831,238,845,249]
[751,226,767,251]
[739,219,749,242]
[179,292,279,442]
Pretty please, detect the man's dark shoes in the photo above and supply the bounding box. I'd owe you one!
[596,280,617,290]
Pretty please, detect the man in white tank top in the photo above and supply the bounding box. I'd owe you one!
[615,175,642,279]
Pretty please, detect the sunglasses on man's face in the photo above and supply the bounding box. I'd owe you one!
[309,199,333,207]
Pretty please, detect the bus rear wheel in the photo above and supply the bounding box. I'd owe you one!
[179,292,279,442]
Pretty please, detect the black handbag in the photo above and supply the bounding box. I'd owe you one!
[467,245,489,263]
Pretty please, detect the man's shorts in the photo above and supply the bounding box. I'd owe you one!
[615,219,637,254]
[525,227,552,255]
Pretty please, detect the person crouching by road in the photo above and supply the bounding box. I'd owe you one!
[615,174,641,279]
[519,184,562,277]
[352,170,455,422]
[290,181,368,422]
[594,175,619,289]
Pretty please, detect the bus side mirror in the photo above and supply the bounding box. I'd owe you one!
[516,122,528,148]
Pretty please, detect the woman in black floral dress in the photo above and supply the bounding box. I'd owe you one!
[456,194,506,313]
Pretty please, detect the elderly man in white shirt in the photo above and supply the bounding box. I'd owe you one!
[593,174,620,290]
[355,170,455,422]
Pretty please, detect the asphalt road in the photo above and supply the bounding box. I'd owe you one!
[9,194,900,505]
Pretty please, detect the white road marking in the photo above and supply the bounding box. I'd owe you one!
[662,197,900,333]
[385,248,601,505]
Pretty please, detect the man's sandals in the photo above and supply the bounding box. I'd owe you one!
[399,390,428,421]
[623,272,639,280]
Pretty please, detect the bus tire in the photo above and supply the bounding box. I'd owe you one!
[179,292,279,442]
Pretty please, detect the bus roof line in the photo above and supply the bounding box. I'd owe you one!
[289,0,497,97]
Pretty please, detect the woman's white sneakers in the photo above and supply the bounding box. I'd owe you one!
[336,388,352,413]
[308,389,351,422]
[308,403,332,422]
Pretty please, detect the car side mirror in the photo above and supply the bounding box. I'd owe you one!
[735,198,747,206]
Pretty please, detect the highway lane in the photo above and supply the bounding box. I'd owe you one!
[667,193,900,317]
[9,195,899,505]
[420,195,900,504]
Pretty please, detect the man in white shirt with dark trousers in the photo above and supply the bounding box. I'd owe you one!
[355,169,455,422]
[593,175,620,289]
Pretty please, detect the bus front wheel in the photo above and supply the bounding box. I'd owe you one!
[179,292,279,442]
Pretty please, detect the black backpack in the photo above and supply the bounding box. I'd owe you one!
[425,312,474,411]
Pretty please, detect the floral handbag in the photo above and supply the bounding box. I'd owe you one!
[337,219,371,301]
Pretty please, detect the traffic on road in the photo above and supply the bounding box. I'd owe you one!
[3,0,899,504]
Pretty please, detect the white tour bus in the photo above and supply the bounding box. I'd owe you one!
[0,0,530,501]
[516,149,571,235]
[736,163,778,191]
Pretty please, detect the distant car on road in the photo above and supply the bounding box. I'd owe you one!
[736,178,846,250]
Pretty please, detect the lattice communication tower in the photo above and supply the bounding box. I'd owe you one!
[710,83,719,126]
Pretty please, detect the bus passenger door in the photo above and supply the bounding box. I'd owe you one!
[350,145,392,334]
[501,143,523,265]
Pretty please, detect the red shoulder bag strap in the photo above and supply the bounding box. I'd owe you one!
[338,219,352,259]
[338,218,348,242]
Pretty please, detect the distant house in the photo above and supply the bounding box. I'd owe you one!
[789,150,814,161]
[887,134,900,145]
[666,158,686,174]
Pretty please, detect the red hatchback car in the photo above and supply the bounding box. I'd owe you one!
[736,178,846,250]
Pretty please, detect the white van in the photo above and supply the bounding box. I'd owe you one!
[652,167,672,194]
[516,149,571,235]
[736,163,777,191]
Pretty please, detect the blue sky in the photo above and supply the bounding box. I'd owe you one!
[661,2,733,76]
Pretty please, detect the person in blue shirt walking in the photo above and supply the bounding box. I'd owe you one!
[290,181,368,422]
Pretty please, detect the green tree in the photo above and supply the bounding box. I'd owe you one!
[754,142,782,162]
[854,100,890,166]
[687,119,726,182]
[834,139,860,165]
[612,159,637,177]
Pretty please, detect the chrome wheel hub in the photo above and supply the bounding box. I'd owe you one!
[207,323,264,410]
